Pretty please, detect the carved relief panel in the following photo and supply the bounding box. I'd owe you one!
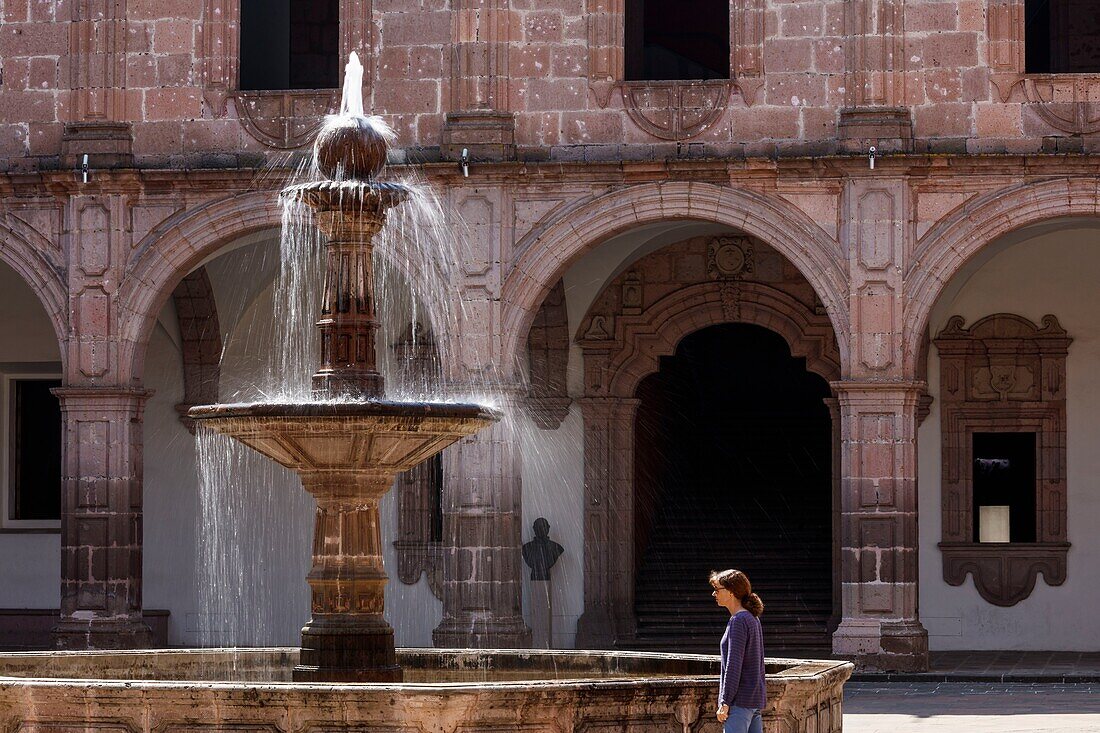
[934,314,1071,606]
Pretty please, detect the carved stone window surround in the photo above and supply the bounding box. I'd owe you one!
[934,313,1071,607]
[201,0,373,148]
[987,0,1100,134]
[586,0,764,140]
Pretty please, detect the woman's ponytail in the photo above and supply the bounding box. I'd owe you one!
[742,591,764,617]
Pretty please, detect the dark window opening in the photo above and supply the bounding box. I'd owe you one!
[1025,0,1100,73]
[625,0,730,81]
[428,454,444,543]
[9,379,62,522]
[972,432,1036,543]
[240,0,340,91]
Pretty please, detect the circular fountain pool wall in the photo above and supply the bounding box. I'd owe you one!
[0,649,850,733]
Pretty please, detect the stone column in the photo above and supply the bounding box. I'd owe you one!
[575,397,641,649]
[52,387,154,649]
[831,381,928,672]
[434,393,531,647]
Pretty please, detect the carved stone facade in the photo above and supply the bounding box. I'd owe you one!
[1,0,1100,668]
[933,314,1071,607]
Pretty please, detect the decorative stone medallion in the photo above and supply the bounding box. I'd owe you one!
[708,236,754,279]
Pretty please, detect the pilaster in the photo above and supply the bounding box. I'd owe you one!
[575,396,641,648]
[838,0,911,153]
[433,391,531,648]
[442,0,515,161]
[52,387,153,649]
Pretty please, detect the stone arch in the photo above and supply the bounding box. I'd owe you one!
[118,190,283,384]
[0,215,68,358]
[502,181,849,377]
[904,176,1100,373]
[575,278,840,648]
[587,281,841,398]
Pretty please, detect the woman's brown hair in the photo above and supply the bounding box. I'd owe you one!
[709,568,764,617]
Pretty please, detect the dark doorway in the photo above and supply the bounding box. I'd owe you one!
[631,323,834,655]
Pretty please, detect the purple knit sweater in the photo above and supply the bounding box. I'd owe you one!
[718,610,766,710]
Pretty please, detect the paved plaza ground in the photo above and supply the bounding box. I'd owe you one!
[845,683,1100,732]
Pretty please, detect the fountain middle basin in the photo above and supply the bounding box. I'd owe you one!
[0,648,853,733]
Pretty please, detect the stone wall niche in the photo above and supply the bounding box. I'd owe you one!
[934,314,1071,607]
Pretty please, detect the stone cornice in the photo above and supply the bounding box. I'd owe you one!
[4,153,1100,198]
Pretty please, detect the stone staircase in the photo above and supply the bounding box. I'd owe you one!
[627,495,834,658]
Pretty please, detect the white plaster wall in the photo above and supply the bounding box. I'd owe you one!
[918,223,1100,650]
[0,262,62,607]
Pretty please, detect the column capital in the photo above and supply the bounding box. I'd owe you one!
[829,379,926,395]
[52,386,153,409]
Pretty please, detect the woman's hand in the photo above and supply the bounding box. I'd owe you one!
[716,703,729,723]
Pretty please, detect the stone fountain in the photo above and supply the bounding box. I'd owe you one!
[187,55,498,683]
[0,54,853,732]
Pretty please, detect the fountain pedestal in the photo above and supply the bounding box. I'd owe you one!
[297,472,399,682]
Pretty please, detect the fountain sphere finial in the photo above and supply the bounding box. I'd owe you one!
[314,114,390,181]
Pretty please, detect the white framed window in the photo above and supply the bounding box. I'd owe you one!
[1,368,62,532]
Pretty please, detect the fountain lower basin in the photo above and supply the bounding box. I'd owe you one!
[0,648,852,733]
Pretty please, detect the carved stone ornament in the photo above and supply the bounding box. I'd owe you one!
[234,90,340,149]
[934,313,1071,607]
[620,80,733,140]
[708,236,754,279]
[585,0,764,139]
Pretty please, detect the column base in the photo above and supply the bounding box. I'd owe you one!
[294,619,403,683]
[53,617,154,650]
[832,619,929,672]
[433,613,532,649]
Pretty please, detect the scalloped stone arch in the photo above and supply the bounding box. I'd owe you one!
[502,181,849,376]
[904,176,1100,373]
[585,281,841,398]
[0,215,68,356]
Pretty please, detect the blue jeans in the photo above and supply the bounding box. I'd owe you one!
[723,706,763,733]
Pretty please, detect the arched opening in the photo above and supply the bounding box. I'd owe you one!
[632,323,833,654]
[0,257,65,647]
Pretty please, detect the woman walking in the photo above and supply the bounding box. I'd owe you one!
[710,569,766,733]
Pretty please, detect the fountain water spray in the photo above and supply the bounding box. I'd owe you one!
[189,54,500,683]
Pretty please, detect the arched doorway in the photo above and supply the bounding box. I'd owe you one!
[632,323,833,654]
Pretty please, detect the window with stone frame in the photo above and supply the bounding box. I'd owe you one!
[623,0,731,81]
[988,0,1100,134]
[201,0,372,148]
[587,0,763,140]
[934,314,1070,607]
[2,373,62,531]
[1024,0,1100,73]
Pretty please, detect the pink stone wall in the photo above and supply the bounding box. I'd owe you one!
[2,0,1098,168]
